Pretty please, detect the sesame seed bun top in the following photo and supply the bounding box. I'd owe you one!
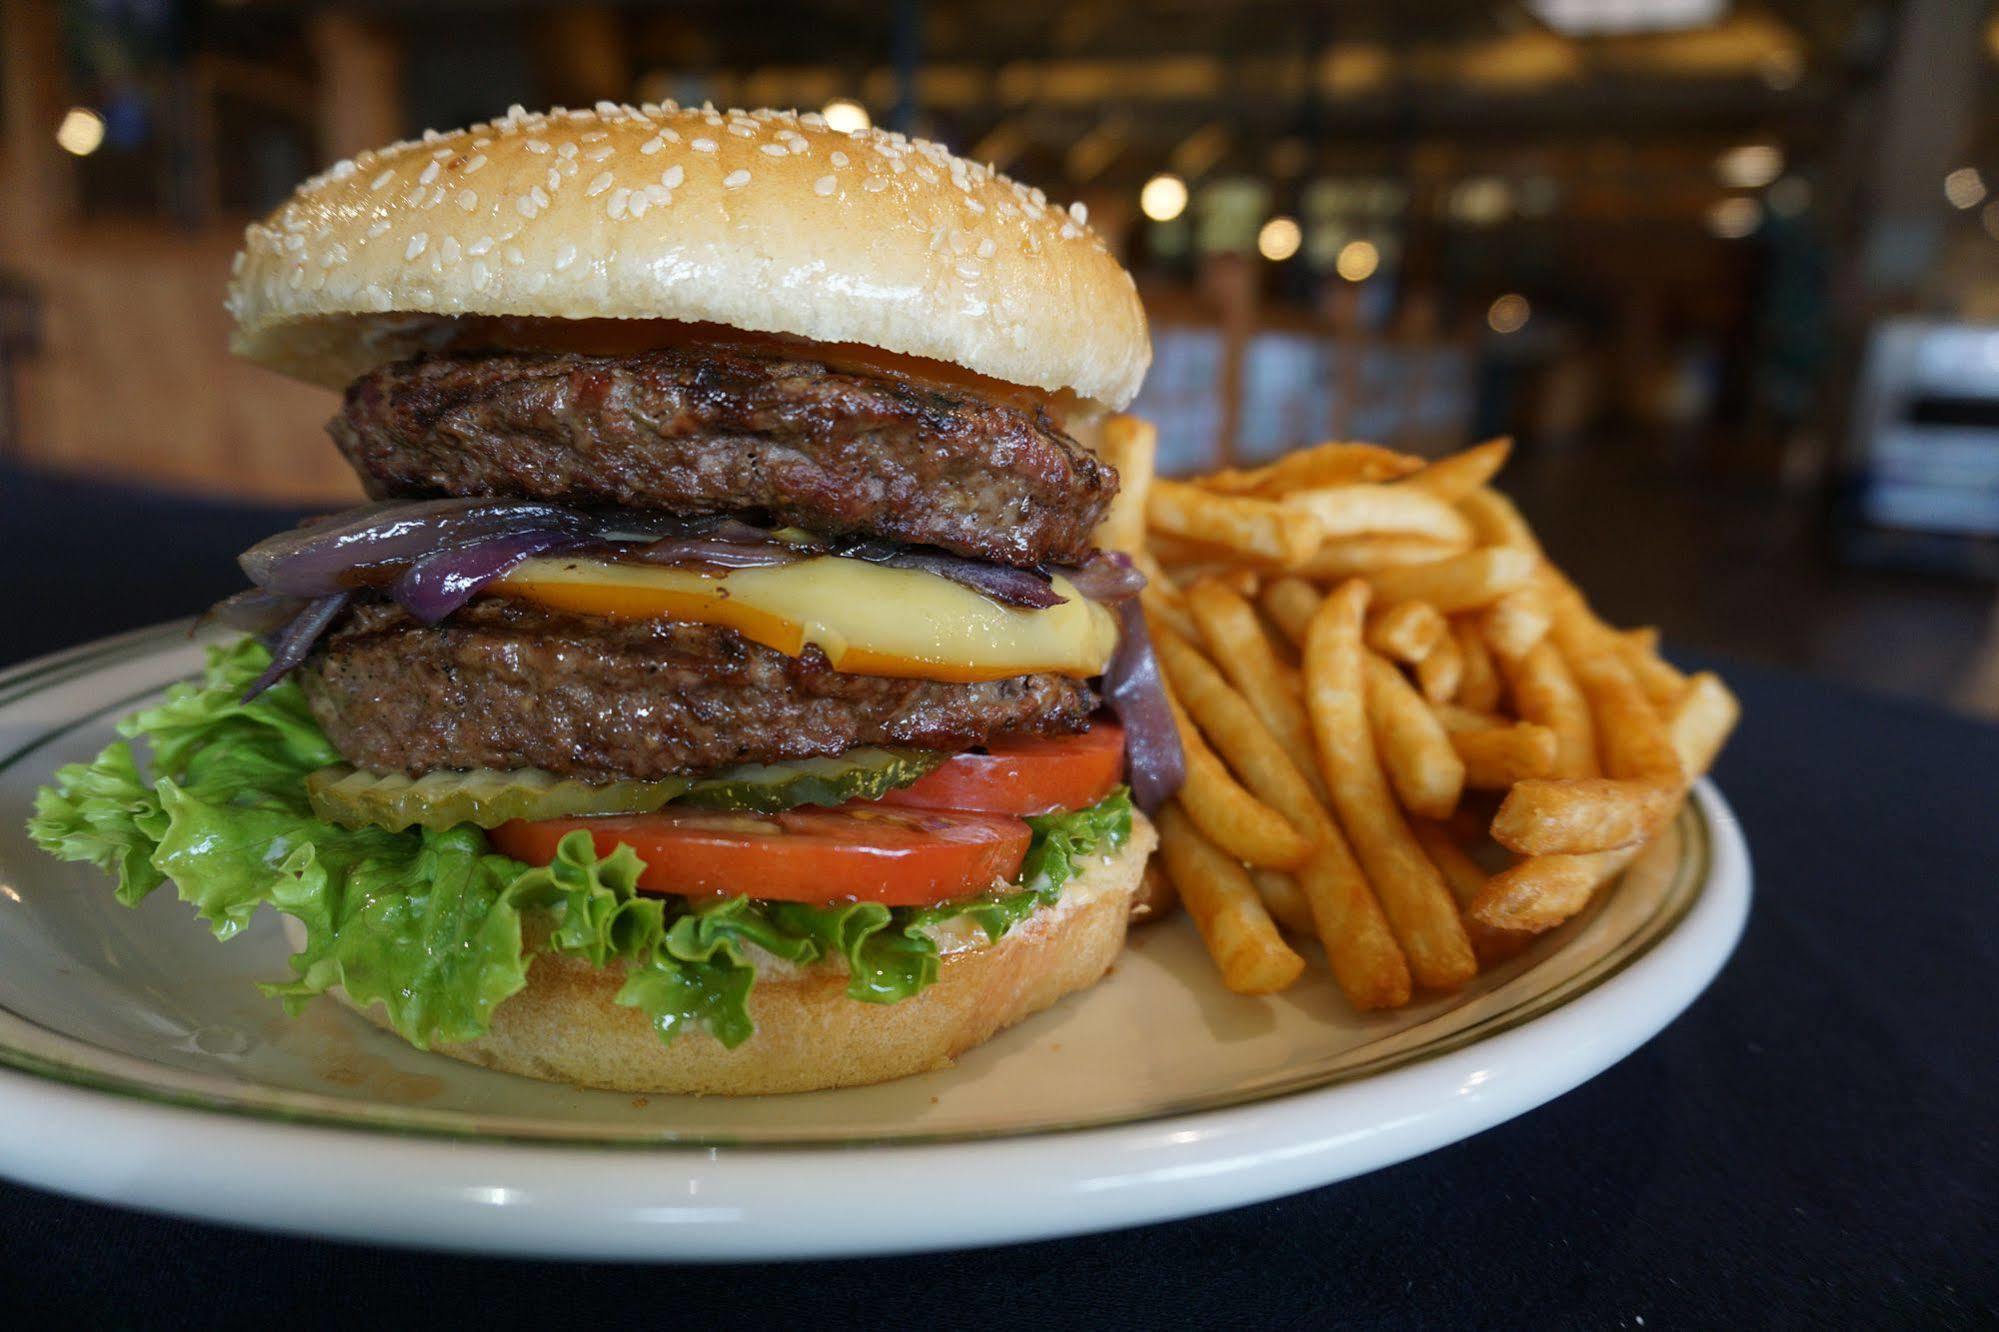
[227,101,1152,411]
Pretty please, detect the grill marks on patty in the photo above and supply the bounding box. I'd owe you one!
[331,345,1117,569]
[302,598,1098,782]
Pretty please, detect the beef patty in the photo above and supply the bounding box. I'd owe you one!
[301,597,1098,781]
[330,346,1116,569]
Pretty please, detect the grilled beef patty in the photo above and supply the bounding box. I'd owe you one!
[300,597,1098,781]
[330,346,1116,569]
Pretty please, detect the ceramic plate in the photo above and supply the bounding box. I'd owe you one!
[0,625,1750,1259]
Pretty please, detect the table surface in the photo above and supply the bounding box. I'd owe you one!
[3,464,1993,1327]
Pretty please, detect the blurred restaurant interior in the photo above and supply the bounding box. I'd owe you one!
[4,0,1999,717]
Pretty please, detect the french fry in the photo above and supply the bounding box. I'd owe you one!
[1411,821,1534,965]
[1551,610,1684,787]
[1472,842,1646,934]
[1363,653,1466,820]
[1303,580,1478,989]
[1363,546,1538,613]
[1284,485,1473,544]
[1472,671,1738,932]
[1450,721,1558,787]
[1250,869,1317,937]
[1157,802,1306,994]
[1092,415,1156,554]
[1399,438,1513,503]
[1201,441,1423,496]
[1185,579,1326,800]
[1163,687,1314,870]
[1478,587,1552,662]
[1260,577,1323,649]
[1365,600,1447,664]
[1156,621,1412,1008]
[1457,486,1545,555]
[1491,777,1680,856]
[1500,640,1599,778]
[1618,628,1689,713]
[1414,626,1465,702]
[1431,700,1507,733]
[1141,586,1200,645]
[1295,536,1466,582]
[1148,479,1324,569]
[1454,619,1502,712]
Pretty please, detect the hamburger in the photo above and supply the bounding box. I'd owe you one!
[29,101,1183,1094]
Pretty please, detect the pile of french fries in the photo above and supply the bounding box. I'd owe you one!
[1094,419,1740,1008]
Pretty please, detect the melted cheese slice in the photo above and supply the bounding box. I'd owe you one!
[492,554,1118,683]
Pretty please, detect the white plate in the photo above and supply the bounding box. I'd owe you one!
[0,625,1750,1260]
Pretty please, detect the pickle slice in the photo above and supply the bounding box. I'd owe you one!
[306,747,945,831]
[306,766,693,832]
[674,748,946,813]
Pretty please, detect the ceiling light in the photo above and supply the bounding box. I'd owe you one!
[1526,0,1725,36]
[1257,216,1301,261]
[1450,177,1512,226]
[1716,144,1783,190]
[1140,173,1189,222]
[1487,294,1531,335]
[1706,196,1762,238]
[55,107,104,157]
[821,99,871,134]
[1335,240,1380,282]
[1944,167,1986,210]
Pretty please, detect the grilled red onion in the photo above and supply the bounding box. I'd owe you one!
[1102,597,1185,812]
[824,538,1067,609]
[394,530,596,624]
[1053,551,1148,603]
[196,587,310,638]
[241,593,350,701]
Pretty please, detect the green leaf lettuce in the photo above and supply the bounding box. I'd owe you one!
[28,638,1132,1052]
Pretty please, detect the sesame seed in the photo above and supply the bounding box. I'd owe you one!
[367,219,391,238]
[506,245,524,264]
[405,233,427,260]
[760,143,787,157]
[525,139,549,154]
[457,189,479,211]
[1069,201,1088,224]
[468,236,492,255]
[661,164,684,188]
[557,141,578,159]
[370,169,394,191]
[801,112,827,128]
[645,183,670,205]
[464,154,487,173]
[629,191,649,218]
[593,102,618,118]
[863,176,888,193]
[814,175,836,196]
[661,128,681,143]
[546,167,560,192]
[956,261,982,279]
[516,194,538,218]
[427,186,446,207]
[403,186,426,208]
[531,184,549,207]
[691,138,717,153]
[586,172,613,197]
[831,151,849,168]
[964,197,985,214]
[640,136,664,155]
[581,128,610,142]
[728,124,758,138]
[723,169,750,189]
[471,260,491,290]
[608,188,630,220]
[586,145,613,161]
[440,236,461,265]
[1059,222,1081,239]
[977,238,996,258]
[432,147,454,161]
[554,243,576,270]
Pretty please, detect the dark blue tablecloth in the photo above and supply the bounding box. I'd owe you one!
[3,464,1992,1327]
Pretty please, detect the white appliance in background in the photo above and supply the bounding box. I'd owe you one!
[1848,320,1999,573]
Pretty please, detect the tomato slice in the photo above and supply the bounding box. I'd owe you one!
[879,720,1125,816]
[489,807,1032,908]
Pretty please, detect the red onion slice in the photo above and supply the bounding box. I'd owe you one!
[1103,597,1185,812]
[393,530,594,624]
[1052,551,1148,603]
[241,593,350,701]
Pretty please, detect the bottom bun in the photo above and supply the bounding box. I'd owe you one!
[296,811,1154,1095]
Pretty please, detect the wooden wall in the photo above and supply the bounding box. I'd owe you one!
[4,226,363,503]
